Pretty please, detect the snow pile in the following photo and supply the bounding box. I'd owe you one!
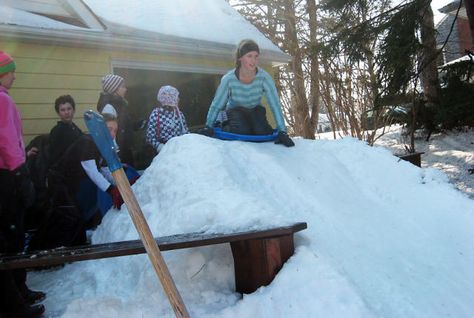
[29,134,474,317]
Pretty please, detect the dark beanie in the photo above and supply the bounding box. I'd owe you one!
[237,39,260,58]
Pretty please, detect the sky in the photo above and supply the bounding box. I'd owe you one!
[28,127,474,317]
[431,0,452,24]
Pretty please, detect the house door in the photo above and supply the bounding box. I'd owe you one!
[113,67,221,169]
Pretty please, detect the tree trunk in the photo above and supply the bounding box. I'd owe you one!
[419,3,441,108]
[419,2,441,137]
[307,0,320,137]
[464,0,474,44]
[283,0,313,138]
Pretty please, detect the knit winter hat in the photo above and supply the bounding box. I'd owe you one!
[101,74,124,94]
[157,85,179,107]
[237,39,260,58]
[0,51,16,76]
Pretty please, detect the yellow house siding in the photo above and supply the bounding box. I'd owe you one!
[4,42,110,143]
[3,40,279,143]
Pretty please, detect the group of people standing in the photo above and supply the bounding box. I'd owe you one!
[0,39,294,317]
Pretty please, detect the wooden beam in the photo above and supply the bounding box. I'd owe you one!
[0,223,307,270]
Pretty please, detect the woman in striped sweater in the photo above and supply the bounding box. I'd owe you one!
[205,39,294,147]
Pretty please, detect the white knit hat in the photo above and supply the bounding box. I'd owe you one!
[101,104,118,118]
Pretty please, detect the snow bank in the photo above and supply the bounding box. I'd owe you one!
[29,134,474,317]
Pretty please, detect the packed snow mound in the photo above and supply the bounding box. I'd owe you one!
[30,134,474,318]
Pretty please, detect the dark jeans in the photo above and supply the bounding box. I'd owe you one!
[223,106,274,135]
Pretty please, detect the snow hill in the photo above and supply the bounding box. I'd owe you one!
[30,134,474,317]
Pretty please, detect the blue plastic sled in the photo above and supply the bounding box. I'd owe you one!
[97,165,141,216]
[213,127,278,142]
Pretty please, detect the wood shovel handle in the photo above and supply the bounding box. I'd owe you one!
[112,169,190,318]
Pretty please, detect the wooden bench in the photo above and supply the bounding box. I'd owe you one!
[0,222,307,294]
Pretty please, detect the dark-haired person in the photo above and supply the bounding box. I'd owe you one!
[0,50,46,317]
[48,94,83,166]
[33,115,124,249]
[204,39,294,147]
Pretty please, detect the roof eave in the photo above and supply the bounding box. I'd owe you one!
[0,24,290,66]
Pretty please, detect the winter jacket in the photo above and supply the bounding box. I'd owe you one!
[205,67,286,132]
[48,121,83,166]
[146,106,189,151]
[0,86,25,171]
[49,134,106,195]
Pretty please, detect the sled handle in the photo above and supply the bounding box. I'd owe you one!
[84,110,190,318]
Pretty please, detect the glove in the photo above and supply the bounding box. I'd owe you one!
[275,131,295,147]
[107,185,124,209]
[194,126,214,137]
[129,176,139,186]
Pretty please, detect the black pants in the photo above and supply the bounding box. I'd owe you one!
[223,106,274,135]
[27,171,86,250]
[0,168,30,313]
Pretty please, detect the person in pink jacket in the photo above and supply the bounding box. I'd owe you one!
[0,51,46,317]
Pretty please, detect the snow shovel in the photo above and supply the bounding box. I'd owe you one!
[84,110,189,318]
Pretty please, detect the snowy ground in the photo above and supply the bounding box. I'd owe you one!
[373,126,474,198]
[28,127,474,318]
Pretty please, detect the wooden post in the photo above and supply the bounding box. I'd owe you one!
[113,169,189,318]
[230,234,295,294]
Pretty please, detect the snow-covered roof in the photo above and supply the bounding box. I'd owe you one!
[83,0,281,53]
[0,4,82,30]
[0,0,290,64]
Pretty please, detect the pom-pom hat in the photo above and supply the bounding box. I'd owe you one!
[0,51,16,76]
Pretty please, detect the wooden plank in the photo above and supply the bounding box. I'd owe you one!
[231,235,294,294]
[0,223,307,270]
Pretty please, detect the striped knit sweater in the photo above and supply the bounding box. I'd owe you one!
[205,68,286,131]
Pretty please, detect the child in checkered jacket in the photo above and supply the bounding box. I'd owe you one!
[146,85,189,153]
